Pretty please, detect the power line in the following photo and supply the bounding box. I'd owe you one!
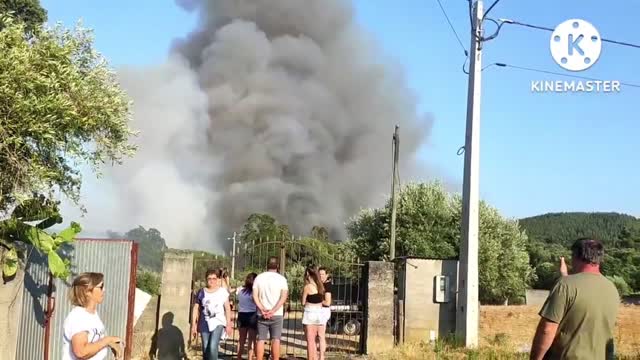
[484,62,640,88]
[499,19,640,50]
[435,0,468,55]
[482,0,502,20]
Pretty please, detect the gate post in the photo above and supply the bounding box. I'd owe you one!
[362,261,395,355]
[158,250,194,351]
[279,239,286,275]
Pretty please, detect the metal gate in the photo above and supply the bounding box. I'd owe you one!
[191,237,365,359]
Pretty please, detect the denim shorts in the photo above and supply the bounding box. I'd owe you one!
[256,315,283,341]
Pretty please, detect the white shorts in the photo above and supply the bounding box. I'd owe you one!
[302,307,325,325]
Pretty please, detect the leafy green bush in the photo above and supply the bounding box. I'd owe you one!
[137,269,161,295]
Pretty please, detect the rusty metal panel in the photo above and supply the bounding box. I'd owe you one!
[16,249,50,360]
[124,242,138,359]
[48,239,135,359]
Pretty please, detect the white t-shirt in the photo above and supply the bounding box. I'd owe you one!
[200,287,229,331]
[63,306,108,360]
[253,271,288,317]
[237,287,257,313]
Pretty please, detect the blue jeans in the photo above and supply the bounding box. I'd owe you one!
[201,325,224,360]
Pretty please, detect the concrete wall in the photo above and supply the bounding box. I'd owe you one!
[0,269,25,360]
[363,261,394,354]
[399,259,458,343]
[157,250,193,358]
[526,289,550,306]
[132,295,160,360]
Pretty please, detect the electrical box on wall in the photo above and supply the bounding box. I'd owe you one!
[434,275,450,303]
[397,258,458,344]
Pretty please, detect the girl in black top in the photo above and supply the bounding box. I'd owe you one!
[302,266,326,360]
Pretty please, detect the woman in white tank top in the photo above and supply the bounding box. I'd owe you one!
[62,272,123,360]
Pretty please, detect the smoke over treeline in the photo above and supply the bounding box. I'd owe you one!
[66,0,432,251]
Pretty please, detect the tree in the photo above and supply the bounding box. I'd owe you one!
[0,18,136,209]
[240,213,291,245]
[606,275,631,297]
[520,212,640,292]
[347,181,534,304]
[0,17,136,279]
[109,226,168,272]
[237,213,291,270]
[310,226,329,241]
[0,0,47,35]
[137,269,161,295]
[116,226,168,272]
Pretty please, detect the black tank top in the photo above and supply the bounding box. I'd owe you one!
[307,293,323,304]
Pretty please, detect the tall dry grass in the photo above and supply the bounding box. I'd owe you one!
[360,341,640,360]
[348,305,640,360]
[480,304,640,357]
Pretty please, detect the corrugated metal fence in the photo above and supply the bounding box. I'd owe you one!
[17,239,138,360]
[16,249,50,360]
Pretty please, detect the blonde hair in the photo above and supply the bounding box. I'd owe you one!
[69,272,104,307]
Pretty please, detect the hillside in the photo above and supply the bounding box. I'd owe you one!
[518,212,640,292]
[519,212,640,247]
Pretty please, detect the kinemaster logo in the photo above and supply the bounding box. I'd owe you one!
[531,19,621,93]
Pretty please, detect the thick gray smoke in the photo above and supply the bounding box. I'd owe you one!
[173,0,431,241]
[64,0,432,251]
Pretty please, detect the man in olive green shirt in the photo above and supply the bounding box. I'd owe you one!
[530,238,619,360]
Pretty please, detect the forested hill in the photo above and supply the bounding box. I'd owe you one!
[519,212,640,293]
[519,212,640,247]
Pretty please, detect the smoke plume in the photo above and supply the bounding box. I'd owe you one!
[66,0,433,251]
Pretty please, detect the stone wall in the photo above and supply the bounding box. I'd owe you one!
[526,289,550,307]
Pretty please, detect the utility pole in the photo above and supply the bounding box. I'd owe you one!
[457,0,482,348]
[230,232,237,280]
[390,125,400,260]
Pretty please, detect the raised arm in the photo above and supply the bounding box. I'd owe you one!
[559,257,568,277]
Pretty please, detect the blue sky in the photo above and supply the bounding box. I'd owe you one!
[41,0,640,220]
